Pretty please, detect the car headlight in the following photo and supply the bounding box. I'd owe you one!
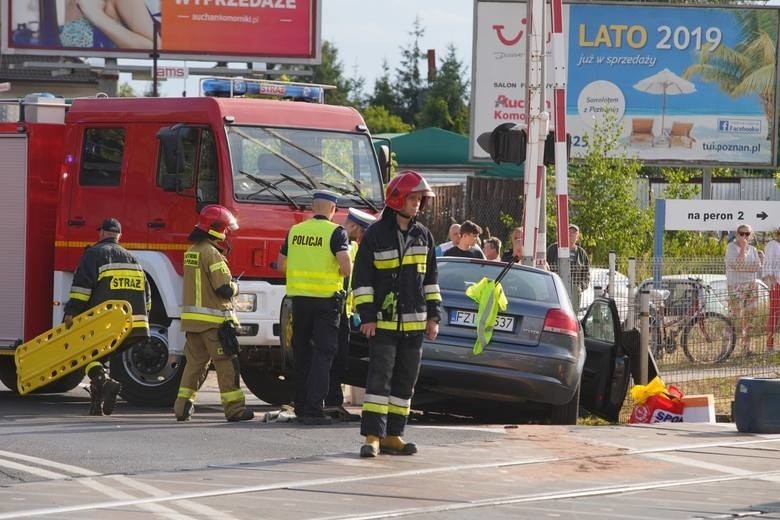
[233,293,256,312]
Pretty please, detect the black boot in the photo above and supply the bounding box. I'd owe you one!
[87,364,121,416]
[88,381,103,416]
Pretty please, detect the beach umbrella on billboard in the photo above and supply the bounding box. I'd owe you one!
[633,68,696,135]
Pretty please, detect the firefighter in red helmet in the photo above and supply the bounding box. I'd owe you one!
[173,205,254,422]
[351,170,442,457]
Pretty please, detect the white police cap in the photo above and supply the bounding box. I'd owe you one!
[312,189,339,204]
[347,208,376,229]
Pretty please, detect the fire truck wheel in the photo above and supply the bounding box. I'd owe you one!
[0,357,84,394]
[0,357,19,393]
[239,366,295,406]
[109,324,183,406]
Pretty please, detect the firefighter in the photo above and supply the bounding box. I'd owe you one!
[352,171,442,457]
[173,205,254,423]
[277,190,352,425]
[325,208,376,412]
[63,218,151,416]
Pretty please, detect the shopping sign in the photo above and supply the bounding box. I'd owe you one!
[471,1,779,167]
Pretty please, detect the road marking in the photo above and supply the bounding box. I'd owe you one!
[79,478,199,520]
[0,450,98,476]
[0,459,66,480]
[645,452,780,482]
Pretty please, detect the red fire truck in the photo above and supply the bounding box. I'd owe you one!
[0,82,387,405]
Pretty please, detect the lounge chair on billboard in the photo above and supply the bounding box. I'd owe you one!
[629,117,655,147]
[667,122,696,148]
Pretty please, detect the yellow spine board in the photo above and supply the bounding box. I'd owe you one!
[15,300,133,395]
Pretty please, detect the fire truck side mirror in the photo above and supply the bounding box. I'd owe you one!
[157,126,186,191]
[477,123,527,165]
[543,131,572,166]
[374,140,391,184]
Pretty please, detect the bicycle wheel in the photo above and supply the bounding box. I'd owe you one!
[681,312,737,363]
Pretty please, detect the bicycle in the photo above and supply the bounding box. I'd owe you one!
[646,278,737,364]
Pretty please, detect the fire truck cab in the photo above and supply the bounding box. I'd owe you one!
[0,83,386,405]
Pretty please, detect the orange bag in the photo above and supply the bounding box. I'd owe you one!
[629,377,684,423]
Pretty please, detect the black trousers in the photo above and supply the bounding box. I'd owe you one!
[292,296,341,417]
[360,331,423,438]
[325,312,350,406]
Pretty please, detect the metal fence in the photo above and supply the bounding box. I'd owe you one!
[419,177,524,246]
[588,256,778,420]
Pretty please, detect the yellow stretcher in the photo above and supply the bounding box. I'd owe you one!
[9,300,132,395]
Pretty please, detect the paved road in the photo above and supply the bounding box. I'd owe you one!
[1,374,779,519]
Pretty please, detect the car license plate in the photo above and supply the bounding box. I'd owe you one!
[449,309,515,332]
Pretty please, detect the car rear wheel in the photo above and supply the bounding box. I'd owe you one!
[550,385,580,425]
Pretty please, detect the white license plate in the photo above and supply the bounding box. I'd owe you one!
[449,309,516,332]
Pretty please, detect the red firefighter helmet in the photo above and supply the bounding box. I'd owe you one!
[195,205,238,240]
[384,170,435,211]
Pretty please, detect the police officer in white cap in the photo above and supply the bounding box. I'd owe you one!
[278,190,352,425]
[325,207,376,413]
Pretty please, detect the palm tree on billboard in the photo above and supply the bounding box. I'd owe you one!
[683,9,777,141]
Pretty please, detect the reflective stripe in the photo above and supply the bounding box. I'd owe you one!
[97,262,144,274]
[209,260,229,274]
[362,402,389,414]
[402,254,426,265]
[374,258,400,269]
[406,245,428,256]
[181,305,236,325]
[377,320,426,332]
[70,286,91,297]
[178,387,196,400]
[374,250,398,261]
[364,393,389,404]
[220,389,244,404]
[388,403,410,416]
[423,284,440,294]
[69,292,90,302]
[85,361,102,373]
[194,262,202,307]
[353,286,374,297]
[389,395,411,407]
[424,283,442,302]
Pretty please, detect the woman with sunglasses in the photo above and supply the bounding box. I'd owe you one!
[763,227,780,351]
[725,225,763,355]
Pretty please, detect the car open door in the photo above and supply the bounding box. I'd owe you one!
[579,297,631,422]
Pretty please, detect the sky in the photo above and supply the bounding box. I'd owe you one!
[131,0,475,97]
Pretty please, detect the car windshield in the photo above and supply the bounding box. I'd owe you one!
[226,125,383,208]
[437,260,558,303]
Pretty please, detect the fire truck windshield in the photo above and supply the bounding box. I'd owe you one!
[228,126,383,210]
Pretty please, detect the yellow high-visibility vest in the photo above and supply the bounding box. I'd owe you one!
[286,219,343,297]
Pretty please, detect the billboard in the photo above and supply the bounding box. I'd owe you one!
[471,1,780,167]
[2,0,321,63]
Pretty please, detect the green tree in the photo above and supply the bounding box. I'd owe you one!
[417,44,470,133]
[393,17,426,125]
[548,114,653,264]
[683,8,777,140]
[117,82,136,97]
[361,105,412,134]
[309,40,361,106]
[369,60,400,115]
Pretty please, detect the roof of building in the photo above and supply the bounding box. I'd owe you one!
[376,127,524,179]
[0,55,100,84]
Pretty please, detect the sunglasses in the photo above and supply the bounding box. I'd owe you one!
[738,231,751,237]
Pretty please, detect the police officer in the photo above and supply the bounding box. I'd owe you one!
[63,218,151,416]
[173,205,254,423]
[325,208,376,412]
[352,171,442,457]
[278,190,352,425]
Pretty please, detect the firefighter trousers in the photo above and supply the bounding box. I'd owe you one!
[291,296,340,418]
[173,328,246,420]
[360,332,423,438]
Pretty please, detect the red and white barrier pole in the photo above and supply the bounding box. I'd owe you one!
[550,0,572,297]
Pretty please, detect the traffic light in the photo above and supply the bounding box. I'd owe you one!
[543,131,572,166]
[477,123,527,165]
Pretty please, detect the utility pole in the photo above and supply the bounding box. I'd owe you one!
[151,19,161,97]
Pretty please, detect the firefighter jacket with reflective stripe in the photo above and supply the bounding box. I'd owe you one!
[344,241,358,316]
[285,218,344,298]
[181,240,238,333]
[352,211,442,333]
[64,237,151,339]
